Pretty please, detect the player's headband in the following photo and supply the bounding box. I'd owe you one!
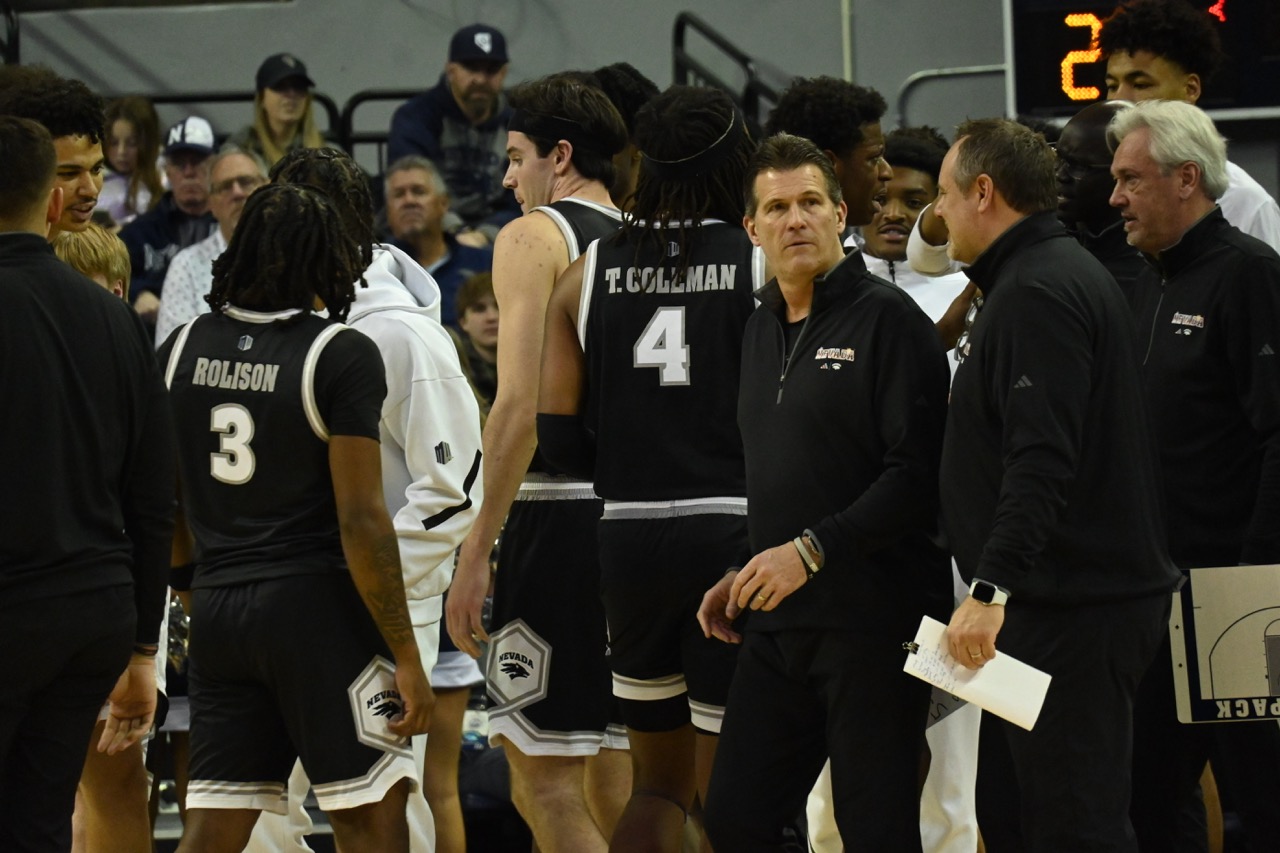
[641,109,748,180]
[509,110,617,157]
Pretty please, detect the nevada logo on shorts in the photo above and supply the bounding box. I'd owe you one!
[486,619,551,711]
[347,656,411,755]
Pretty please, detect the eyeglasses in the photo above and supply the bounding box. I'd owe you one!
[954,294,984,364]
[1049,143,1111,181]
[212,175,267,195]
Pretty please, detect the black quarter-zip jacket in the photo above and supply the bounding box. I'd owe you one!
[737,251,953,634]
[941,212,1179,605]
[1131,208,1280,567]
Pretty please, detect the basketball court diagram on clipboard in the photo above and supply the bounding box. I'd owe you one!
[1170,564,1280,723]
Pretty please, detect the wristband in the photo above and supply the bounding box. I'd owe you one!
[133,643,160,657]
[793,537,820,578]
[802,529,825,567]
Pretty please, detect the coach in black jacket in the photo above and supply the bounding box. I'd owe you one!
[935,118,1178,852]
[1110,99,1280,852]
[0,118,174,849]
[700,131,951,852]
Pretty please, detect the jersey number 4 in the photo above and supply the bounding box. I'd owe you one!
[210,403,256,485]
[633,306,691,386]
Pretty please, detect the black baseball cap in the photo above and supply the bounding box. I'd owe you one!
[256,53,316,91]
[448,24,509,65]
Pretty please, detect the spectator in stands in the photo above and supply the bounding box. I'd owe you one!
[99,96,162,226]
[154,148,268,345]
[590,63,660,209]
[0,64,106,242]
[227,53,327,168]
[119,116,217,326]
[384,155,492,328]
[388,23,519,245]
[1099,0,1280,250]
[453,271,498,410]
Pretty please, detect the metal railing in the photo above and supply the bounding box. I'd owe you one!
[673,11,789,137]
[2,3,17,66]
[339,88,419,172]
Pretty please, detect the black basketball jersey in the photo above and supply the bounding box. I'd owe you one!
[581,220,764,500]
[160,307,385,588]
[528,197,623,478]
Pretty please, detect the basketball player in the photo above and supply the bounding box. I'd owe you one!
[445,74,633,850]
[161,183,430,853]
[538,85,762,852]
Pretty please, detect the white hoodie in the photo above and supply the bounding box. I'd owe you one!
[347,243,484,626]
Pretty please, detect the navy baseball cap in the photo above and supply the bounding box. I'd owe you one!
[256,53,316,91]
[163,116,215,158]
[448,24,509,65]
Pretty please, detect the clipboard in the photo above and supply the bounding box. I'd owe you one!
[1169,564,1280,723]
[903,616,1051,731]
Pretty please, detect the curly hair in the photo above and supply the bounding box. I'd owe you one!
[884,126,950,183]
[269,147,375,277]
[0,65,104,143]
[592,63,660,141]
[206,183,365,323]
[765,76,887,157]
[1098,0,1224,84]
[621,85,753,278]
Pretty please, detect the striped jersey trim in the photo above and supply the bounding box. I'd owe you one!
[577,238,599,351]
[516,473,599,502]
[186,779,288,814]
[612,672,687,702]
[602,496,747,520]
[311,751,418,812]
[534,198,623,263]
[162,318,198,389]
[488,707,631,757]
[690,699,726,735]
[300,324,348,442]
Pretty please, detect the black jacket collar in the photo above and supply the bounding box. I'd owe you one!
[755,248,868,318]
[1143,207,1228,279]
[964,210,1066,297]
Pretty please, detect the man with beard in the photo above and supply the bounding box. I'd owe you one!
[388,24,520,246]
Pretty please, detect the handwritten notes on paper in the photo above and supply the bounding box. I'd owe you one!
[903,616,1052,731]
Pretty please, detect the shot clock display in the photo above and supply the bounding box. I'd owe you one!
[1004,0,1280,118]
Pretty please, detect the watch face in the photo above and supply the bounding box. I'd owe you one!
[972,582,997,604]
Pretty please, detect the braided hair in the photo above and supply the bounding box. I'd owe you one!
[206,183,365,322]
[621,85,753,279]
[269,146,376,275]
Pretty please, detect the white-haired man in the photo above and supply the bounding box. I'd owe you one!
[1109,98,1280,853]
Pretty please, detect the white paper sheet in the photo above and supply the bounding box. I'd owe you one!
[903,615,1052,731]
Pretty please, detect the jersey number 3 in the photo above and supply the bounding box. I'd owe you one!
[210,403,256,485]
[633,306,691,386]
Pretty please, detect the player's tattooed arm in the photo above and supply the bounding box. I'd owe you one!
[331,435,419,658]
[359,531,416,650]
[332,434,433,735]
